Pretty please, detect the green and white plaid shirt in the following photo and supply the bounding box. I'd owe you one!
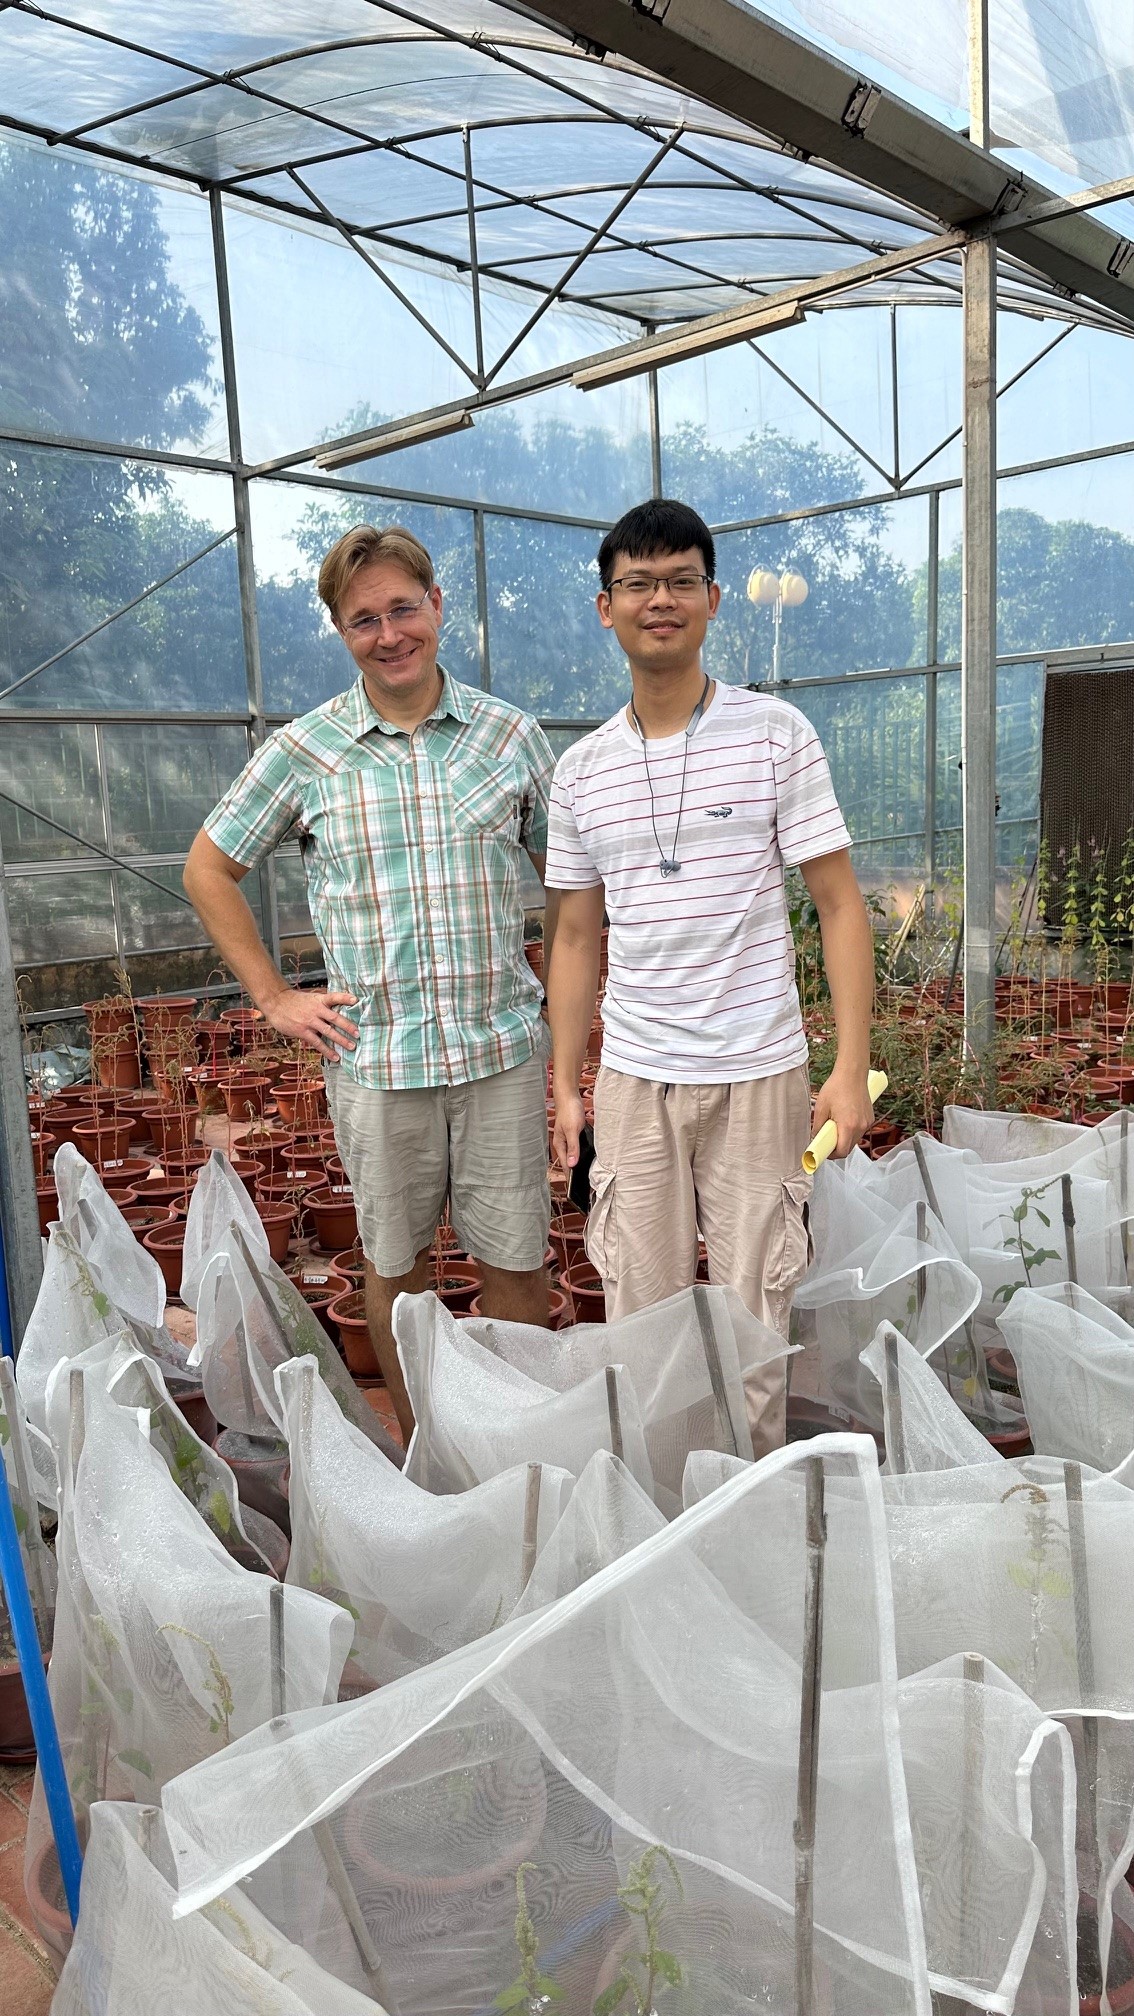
[204,671,555,1090]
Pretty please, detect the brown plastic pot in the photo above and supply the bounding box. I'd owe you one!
[121,1202,175,1239]
[274,1078,327,1126]
[330,1245,366,1290]
[36,1183,58,1236]
[285,1271,338,1337]
[254,1201,296,1264]
[172,1385,216,1445]
[549,1208,587,1276]
[470,1286,571,1330]
[190,1068,228,1115]
[142,1219,186,1296]
[562,1261,606,1324]
[93,1038,142,1091]
[227,1157,262,1198]
[142,1105,199,1157]
[137,995,198,1038]
[0,1655,47,1765]
[308,1185,358,1251]
[239,1127,291,1173]
[92,1154,155,1189]
[194,1017,233,1067]
[73,1117,134,1163]
[327,1289,375,1375]
[214,1429,290,1533]
[232,1505,290,1580]
[435,1259,482,1314]
[25,1837,71,1971]
[222,1075,272,1122]
[129,1174,190,1211]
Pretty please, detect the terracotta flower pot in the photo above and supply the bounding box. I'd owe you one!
[72,1116,134,1163]
[94,1155,156,1189]
[93,1037,142,1091]
[172,1384,216,1445]
[549,1207,587,1276]
[213,1430,290,1535]
[191,1068,228,1115]
[284,1269,338,1337]
[129,1174,190,1211]
[435,1259,482,1314]
[239,1127,291,1173]
[0,1656,46,1765]
[274,1078,328,1127]
[227,1157,262,1198]
[137,995,198,1040]
[36,1183,58,1235]
[194,1017,233,1067]
[330,1246,366,1291]
[25,1834,73,1973]
[142,1219,187,1296]
[142,1105,199,1157]
[561,1261,606,1324]
[157,1152,207,1190]
[222,1075,272,1122]
[253,1200,296,1263]
[470,1287,571,1330]
[308,1185,358,1251]
[327,1289,375,1375]
[121,1202,175,1239]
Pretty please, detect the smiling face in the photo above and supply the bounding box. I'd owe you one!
[595,544,721,677]
[334,557,444,720]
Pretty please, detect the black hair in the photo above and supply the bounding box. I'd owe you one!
[597,499,716,591]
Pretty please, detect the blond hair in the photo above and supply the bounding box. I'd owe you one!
[317,524,434,619]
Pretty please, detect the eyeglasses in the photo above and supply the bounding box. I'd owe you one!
[605,571,711,600]
[341,586,432,638]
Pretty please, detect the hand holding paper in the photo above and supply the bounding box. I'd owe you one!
[803,1069,888,1174]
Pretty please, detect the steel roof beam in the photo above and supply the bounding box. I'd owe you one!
[521,0,1134,324]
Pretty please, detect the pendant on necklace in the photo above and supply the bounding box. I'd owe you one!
[660,859,681,878]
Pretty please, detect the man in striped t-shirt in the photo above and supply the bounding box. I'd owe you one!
[546,500,875,1452]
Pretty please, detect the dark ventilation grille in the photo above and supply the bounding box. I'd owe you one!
[1040,666,1134,924]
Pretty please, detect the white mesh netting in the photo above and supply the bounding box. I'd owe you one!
[997,1283,1134,1473]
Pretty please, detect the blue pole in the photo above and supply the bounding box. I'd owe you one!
[0,1464,82,1924]
[0,1205,14,1358]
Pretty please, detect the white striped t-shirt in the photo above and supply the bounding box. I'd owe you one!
[545,684,851,1084]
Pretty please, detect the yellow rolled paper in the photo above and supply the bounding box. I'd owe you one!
[802,1070,889,1174]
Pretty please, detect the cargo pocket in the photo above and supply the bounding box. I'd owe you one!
[584,1163,618,1282]
[767,1173,813,1298]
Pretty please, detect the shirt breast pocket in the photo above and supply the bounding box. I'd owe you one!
[451,765,522,842]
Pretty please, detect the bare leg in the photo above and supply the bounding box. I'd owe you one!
[478,1262,550,1327]
[364,1249,429,1440]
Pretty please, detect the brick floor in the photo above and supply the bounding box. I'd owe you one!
[0,1766,56,2015]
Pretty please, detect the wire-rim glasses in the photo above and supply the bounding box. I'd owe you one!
[342,586,433,637]
[605,571,711,600]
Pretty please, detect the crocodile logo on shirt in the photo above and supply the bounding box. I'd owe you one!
[704,806,734,819]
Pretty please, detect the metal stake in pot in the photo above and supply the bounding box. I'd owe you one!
[268,1582,398,2010]
[1064,1460,1100,1907]
[1061,1175,1079,1285]
[883,1326,908,1476]
[692,1284,741,1457]
[794,1456,826,2016]
[605,1364,623,1462]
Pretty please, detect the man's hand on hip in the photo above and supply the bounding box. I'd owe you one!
[259,985,359,1060]
[811,1065,875,1160]
[553,1090,587,1173]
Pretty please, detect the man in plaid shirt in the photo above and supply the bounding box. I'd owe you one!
[185,525,557,1435]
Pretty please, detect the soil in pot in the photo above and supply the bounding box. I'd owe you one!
[985,1345,1020,1394]
[308,1185,358,1250]
[214,1429,291,1534]
[435,1259,481,1314]
[142,1219,187,1296]
[285,1271,338,1337]
[121,1202,175,1239]
[328,1289,376,1375]
[562,1261,606,1324]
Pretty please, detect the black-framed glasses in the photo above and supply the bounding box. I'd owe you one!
[605,571,711,600]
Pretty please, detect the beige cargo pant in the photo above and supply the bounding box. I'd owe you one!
[586,1062,813,1456]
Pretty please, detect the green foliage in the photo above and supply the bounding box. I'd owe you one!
[495,1862,563,2013]
[992,1179,1065,1304]
[593,1846,685,2016]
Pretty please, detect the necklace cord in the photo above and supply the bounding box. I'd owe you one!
[630,673,710,876]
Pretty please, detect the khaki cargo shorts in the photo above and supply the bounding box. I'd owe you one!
[325,1036,551,1279]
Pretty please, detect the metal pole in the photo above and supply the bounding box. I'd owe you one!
[772,597,783,685]
[1063,1461,1100,1908]
[1061,1174,1079,1284]
[925,491,940,904]
[1118,1109,1130,1284]
[961,0,997,1058]
[647,367,663,498]
[883,1328,907,1473]
[794,1456,826,2016]
[473,508,492,692]
[462,127,486,388]
[605,1364,624,1462]
[210,188,280,965]
[0,825,42,1348]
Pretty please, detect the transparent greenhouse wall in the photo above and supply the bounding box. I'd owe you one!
[3,132,1134,1008]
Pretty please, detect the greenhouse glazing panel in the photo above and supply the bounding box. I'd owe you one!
[0,447,245,712]
[482,515,623,717]
[5,868,117,965]
[934,664,1043,877]
[792,675,926,872]
[0,724,104,862]
[102,725,252,856]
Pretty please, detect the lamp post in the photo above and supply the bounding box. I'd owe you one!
[747,567,809,684]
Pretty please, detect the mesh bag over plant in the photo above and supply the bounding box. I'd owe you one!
[51,1802,383,2016]
[942,1105,1093,1161]
[860,1323,1005,1474]
[159,1435,1073,2015]
[24,1337,351,1951]
[277,1354,573,1688]
[191,1225,399,1461]
[181,1148,269,1312]
[54,1141,167,1331]
[510,1448,667,1619]
[997,1283,1134,1472]
[455,1284,785,1517]
[396,1289,654,1500]
[0,1356,55,1660]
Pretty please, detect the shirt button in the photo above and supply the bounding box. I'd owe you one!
[429,898,439,908]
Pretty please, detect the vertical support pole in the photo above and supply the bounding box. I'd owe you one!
[915,1199,928,1330]
[270,1580,286,1719]
[889,304,901,486]
[647,366,663,499]
[0,825,42,1349]
[210,188,279,965]
[605,1363,624,1462]
[925,491,940,906]
[1061,1173,1078,1284]
[794,1456,826,2016]
[961,0,997,1060]
[958,1651,985,1995]
[462,127,486,388]
[1118,1109,1130,1284]
[693,1283,740,1456]
[883,1327,907,1474]
[520,1462,542,1593]
[473,508,492,692]
[93,721,126,974]
[1064,1461,1100,1913]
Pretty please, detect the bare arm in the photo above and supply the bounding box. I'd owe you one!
[183,830,358,1061]
[547,884,605,1170]
[800,847,875,1157]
